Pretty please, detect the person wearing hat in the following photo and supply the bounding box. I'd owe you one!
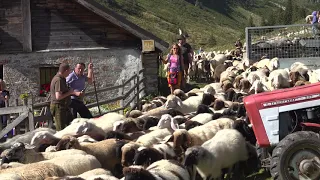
[177,34,193,90]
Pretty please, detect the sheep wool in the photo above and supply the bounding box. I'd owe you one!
[45,154,101,176]
[184,129,249,179]
[0,162,66,180]
[136,128,173,147]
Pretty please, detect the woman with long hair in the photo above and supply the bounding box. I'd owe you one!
[161,43,185,94]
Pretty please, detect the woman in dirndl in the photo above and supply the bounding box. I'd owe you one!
[161,43,185,94]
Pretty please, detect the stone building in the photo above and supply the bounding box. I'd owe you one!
[0,0,168,103]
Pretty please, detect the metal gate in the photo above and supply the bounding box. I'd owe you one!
[245,23,320,69]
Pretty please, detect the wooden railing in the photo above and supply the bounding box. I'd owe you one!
[0,67,146,138]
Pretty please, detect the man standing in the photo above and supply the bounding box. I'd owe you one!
[50,63,80,131]
[178,34,193,89]
[66,62,93,119]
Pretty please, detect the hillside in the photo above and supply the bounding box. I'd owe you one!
[95,0,315,51]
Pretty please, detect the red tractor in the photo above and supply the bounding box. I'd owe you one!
[244,82,320,180]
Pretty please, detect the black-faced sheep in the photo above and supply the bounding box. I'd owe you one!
[233,120,256,145]
[183,129,257,179]
[213,60,233,82]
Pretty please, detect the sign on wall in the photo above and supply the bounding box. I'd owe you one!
[142,40,155,52]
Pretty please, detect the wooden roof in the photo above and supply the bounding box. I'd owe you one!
[74,0,169,51]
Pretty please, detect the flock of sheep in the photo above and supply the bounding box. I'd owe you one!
[0,49,320,180]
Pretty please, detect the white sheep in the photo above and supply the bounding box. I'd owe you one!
[255,57,279,71]
[0,127,56,153]
[164,95,203,114]
[0,154,101,179]
[183,129,256,179]
[268,69,291,90]
[71,112,126,134]
[136,128,173,147]
[179,113,213,129]
[0,142,87,164]
[249,79,269,94]
[166,118,234,151]
[122,159,190,180]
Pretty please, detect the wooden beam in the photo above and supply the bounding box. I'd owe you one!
[0,112,28,138]
[22,0,32,52]
[0,106,28,115]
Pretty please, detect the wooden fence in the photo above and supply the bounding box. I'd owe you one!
[0,68,145,138]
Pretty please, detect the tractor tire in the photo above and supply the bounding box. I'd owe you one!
[270,131,320,180]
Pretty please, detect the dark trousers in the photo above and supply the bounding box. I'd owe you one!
[70,99,93,119]
[50,103,73,131]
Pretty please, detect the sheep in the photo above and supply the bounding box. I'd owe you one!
[30,128,105,152]
[135,128,174,147]
[214,60,233,82]
[0,127,56,153]
[71,112,126,134]
[232,120,256,145]
[183,129,257,179]
[173,89,188,101]
[126,110,143,118]
[123,159,190,180]
[164,95,203,114]
[0,162,24,169]
[239,79,251,93]
[255,57,279,71]
[185,113,213,124]
[152,114,179,131]
[143,116,160,130]
[142,103,157,112]
[165,118,234,154]
[184,121,203,130]
[55,136,130,177]
[120,141,143,167]
[0,154,101,178]
[46,168,118,180]
[133,142,176,167]
[0,142,87,164]
[249,79,269,94]
[294,80,311,87]
[268,69,291,90]
[0,162,66,180]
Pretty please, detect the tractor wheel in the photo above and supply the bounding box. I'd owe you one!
[270,131,320,180]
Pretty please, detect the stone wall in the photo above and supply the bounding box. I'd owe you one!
[0,48,151,105]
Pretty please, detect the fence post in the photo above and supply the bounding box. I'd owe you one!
[136,67,140,108]
[130,73,136,108]
[14,99,20,135]
[118,79,125,115]
[23,97,29,133]
[28,93,34,131]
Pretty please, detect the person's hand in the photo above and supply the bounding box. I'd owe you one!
[73,91,84,97]
[88,63,93,70]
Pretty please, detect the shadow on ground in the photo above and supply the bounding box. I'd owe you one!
[158,77,205,96]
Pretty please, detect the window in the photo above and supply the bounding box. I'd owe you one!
[39,67,59,96]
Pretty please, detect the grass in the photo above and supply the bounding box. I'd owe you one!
[94,0,289,51]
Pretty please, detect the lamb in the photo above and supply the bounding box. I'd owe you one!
[149,114,179,131]
[123,159,190,180]
[143,116,160,130]
[0,142,87,164]
[0,154,101,179]
[164,95,203,114]
[183,129,257,179]
[55,136,130,177]
[126,110,143,118]
[214,60,233,82]
[0,127,56,153]
[133,142,176,167]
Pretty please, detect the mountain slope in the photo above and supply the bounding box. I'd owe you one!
[95,0,310,51]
